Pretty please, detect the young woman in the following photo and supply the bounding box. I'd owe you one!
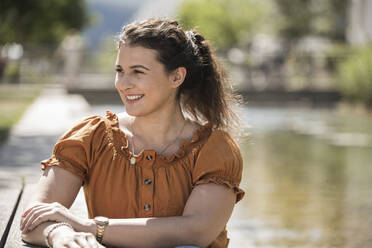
[20,18,245,248]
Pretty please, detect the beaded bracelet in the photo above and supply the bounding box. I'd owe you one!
[45,222,73,248]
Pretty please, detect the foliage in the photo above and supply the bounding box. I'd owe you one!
[177,0,269,50]
[275,0,348,41]
[337,45,372,104]
[0,0,89,46]
[0,84,42,143]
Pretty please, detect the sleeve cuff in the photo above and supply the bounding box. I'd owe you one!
[41,155,86,182]
[193,176,245,203]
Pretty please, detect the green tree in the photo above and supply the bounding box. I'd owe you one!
[0,0,89,46]
[177,0,268,51]
[337,45,372,104]
[275,0,348,41]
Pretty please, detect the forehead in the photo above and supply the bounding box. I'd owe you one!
[116,44,159,67]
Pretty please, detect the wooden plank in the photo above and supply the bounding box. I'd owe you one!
[0,187,22,247]
[5,184,87,248]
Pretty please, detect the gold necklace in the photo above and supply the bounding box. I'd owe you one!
[129,120,187,165]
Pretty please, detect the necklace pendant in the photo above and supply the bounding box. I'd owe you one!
[130,157,136,165]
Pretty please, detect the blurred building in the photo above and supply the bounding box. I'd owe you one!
[347,0,372,45]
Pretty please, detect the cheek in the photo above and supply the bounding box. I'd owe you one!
[151,73,172,89]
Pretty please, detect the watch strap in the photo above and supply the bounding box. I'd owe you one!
[94,217,109,243]
[96,223,105,243]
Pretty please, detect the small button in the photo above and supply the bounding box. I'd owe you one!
[144,204,151,211]
[144,179,152,185]
[146,155,153,160]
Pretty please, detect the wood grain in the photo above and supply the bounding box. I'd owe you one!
[5,184,87,247]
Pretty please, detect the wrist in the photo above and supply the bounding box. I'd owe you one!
[86,218,97,234]
[73,217,96,234]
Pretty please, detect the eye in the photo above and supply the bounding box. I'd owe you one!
[115,68,123,73]
[134,70,144,74]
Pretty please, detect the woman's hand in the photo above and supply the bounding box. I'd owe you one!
[50,228,105,248]
[20,202,86,234]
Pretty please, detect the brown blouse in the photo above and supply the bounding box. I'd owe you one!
[41,110,245,248]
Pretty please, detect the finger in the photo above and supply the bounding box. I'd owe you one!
[75,239,89,248]
[21,204,44,226]
[26,212,56,232]
[22,203,43,217]
[21,205,49,231]
[66,242,81,248]
[21,207,52,233]
[22,205,57,233]
[22,202,51,217]
[86,233,99,248]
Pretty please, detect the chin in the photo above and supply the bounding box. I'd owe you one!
[125,105,163,118]
[124,106,147,117]
[124,108,138,116]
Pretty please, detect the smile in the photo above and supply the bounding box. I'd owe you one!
[126,95,144,101]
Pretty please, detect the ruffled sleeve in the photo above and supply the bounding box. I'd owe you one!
[192,130,245,203]
[41,115,104,184]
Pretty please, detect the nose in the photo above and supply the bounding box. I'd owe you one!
[115,73,134,92]
[115,73,133,90]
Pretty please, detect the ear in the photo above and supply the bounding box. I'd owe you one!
[169,67,187,88]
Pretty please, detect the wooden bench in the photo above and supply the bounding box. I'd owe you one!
[0,180,87,248]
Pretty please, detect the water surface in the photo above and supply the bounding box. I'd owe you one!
[230,106,372,248]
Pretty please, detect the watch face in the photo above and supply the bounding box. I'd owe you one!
[95,216,109,224]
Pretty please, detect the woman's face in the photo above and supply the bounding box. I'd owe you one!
[115,44,180,117]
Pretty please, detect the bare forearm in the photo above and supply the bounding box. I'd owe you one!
[96,215,201,248]
[21,217,92,246]
[21,221,55,246]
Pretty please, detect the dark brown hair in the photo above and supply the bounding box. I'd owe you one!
[118,18,239,130]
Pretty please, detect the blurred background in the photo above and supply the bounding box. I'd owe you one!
[1,0,372,247]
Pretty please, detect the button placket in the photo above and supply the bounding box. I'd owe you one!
[142,165,155,217]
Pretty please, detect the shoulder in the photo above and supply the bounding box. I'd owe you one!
[201,129,242,160]
[193,129,243,177]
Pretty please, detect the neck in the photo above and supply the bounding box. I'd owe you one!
[131,101,186,147]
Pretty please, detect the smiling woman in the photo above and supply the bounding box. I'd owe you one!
[20,18,245,248]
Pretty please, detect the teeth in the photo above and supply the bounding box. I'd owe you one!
[127,95,143,100]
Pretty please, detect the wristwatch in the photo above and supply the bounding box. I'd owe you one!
[94,216,109,243]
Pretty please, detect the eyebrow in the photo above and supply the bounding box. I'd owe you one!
[115,64,150,71]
